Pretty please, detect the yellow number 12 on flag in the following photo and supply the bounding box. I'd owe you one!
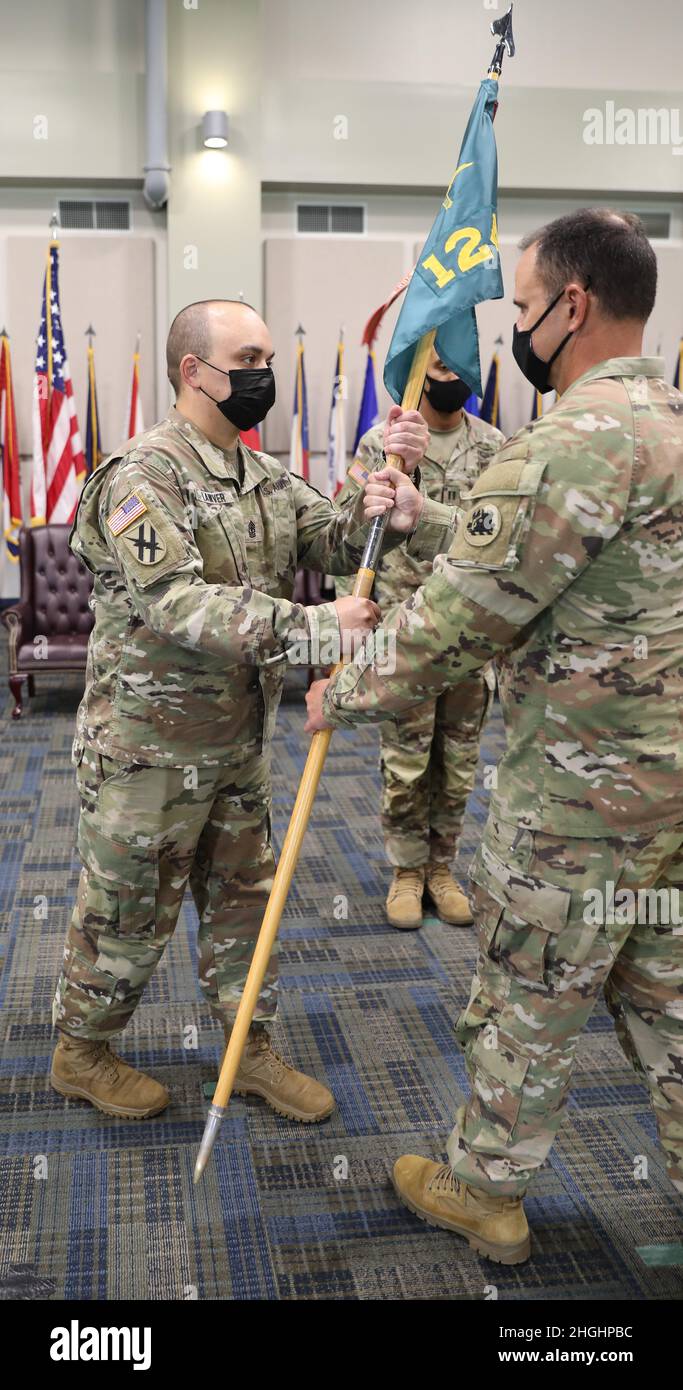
[422,213,499,290]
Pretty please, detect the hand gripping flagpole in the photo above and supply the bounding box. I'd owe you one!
[194,5,516,1184]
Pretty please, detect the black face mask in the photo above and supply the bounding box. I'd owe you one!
[195,358,276,430]
[512,280,590,394]
[423,374,472,415]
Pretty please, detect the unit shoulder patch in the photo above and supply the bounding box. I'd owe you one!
[448,454,548,570]
[121,519,167,565]
[463,502,503,546]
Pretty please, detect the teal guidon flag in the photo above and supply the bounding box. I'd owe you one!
[384,78,504,403]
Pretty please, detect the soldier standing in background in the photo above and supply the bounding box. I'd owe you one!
[335,350,503,929]
[50,299,429,1124]
[307,211,683,1264]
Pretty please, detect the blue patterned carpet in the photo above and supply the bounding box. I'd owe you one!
[0,664,681,1302]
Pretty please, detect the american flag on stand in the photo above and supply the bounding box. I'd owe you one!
[125,336,145,439]
[289,329,309,480]
[31,241,85,524]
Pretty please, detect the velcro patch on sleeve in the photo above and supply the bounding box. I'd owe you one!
[121,519,167,566]
[449,453,546,570]
[347,460,370,488]
[108,492,148,536]
[107,482,188,589]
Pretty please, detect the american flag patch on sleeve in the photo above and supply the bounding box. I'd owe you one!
[107,492,148,536]
[347,460,370,488]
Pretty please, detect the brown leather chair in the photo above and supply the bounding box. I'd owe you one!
[2,525,94,719]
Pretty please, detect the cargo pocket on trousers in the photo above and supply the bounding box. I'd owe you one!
[469,1030,531,1143]
[470,842,571,989]
[77,817,159,940]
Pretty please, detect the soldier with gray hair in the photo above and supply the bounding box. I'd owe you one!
[306,209,683,1263]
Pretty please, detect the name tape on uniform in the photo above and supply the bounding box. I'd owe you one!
[108,492,148,536]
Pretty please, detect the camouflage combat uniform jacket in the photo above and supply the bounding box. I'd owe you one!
[335,412,504,622]
[324,359,683,838]
[323,359,683,1198]
[70,407,412,770]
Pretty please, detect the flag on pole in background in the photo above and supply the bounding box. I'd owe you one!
[326,333,347,498]
[384,76,504,403]
[674,337,683,390]
[240,425,261,451]
[480,347,502,429]
[361,272,413,353]
[125,337,144,439]
[352,349,380,454]
[84,331,102,474]
[463,392,480,418]
[0,332,22,562]
[290,331,310,480]
[531,390,543,422]
[31,240,85,525]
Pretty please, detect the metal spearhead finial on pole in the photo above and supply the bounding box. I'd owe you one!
[489,4,515,76]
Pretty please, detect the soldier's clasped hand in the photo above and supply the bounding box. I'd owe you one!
[382,405,429,473]
[332,596,381,650]
[363,465,425,534]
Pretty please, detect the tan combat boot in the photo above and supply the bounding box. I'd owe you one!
[224,1024,335,1123]
[50,1034,169,1120]
[393,1154,530,1264]
[424,862,473,926]
[386,866,425,929]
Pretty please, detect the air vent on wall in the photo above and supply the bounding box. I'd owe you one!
[297,203,365,234]
[58,199,131,231]
[627,210,671,239]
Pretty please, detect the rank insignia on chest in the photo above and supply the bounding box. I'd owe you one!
[107,492,148,535]
[464,502,502,546]
[121,518,167,565]
[244,513,264,544]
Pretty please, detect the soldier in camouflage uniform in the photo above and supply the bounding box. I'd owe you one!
[50,299,429,1123]
[307,211,683,1263]
[335,350,503,929]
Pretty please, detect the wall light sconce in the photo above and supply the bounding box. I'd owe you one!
[202,110,229,149]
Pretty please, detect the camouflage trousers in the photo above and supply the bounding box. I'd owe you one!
[52,745,277,1041]
[379,672,491,867]
[447,813,683,1199]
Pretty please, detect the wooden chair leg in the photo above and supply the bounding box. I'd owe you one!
[9,675,26,719]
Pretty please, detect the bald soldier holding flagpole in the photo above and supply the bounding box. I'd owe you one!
[50,297,432,1125]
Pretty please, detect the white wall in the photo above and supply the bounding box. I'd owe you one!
[0,0,144,182]
[4,0,683,195]
[262,189,683,467]
[260,0,683,194]
[166,0,263,318]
